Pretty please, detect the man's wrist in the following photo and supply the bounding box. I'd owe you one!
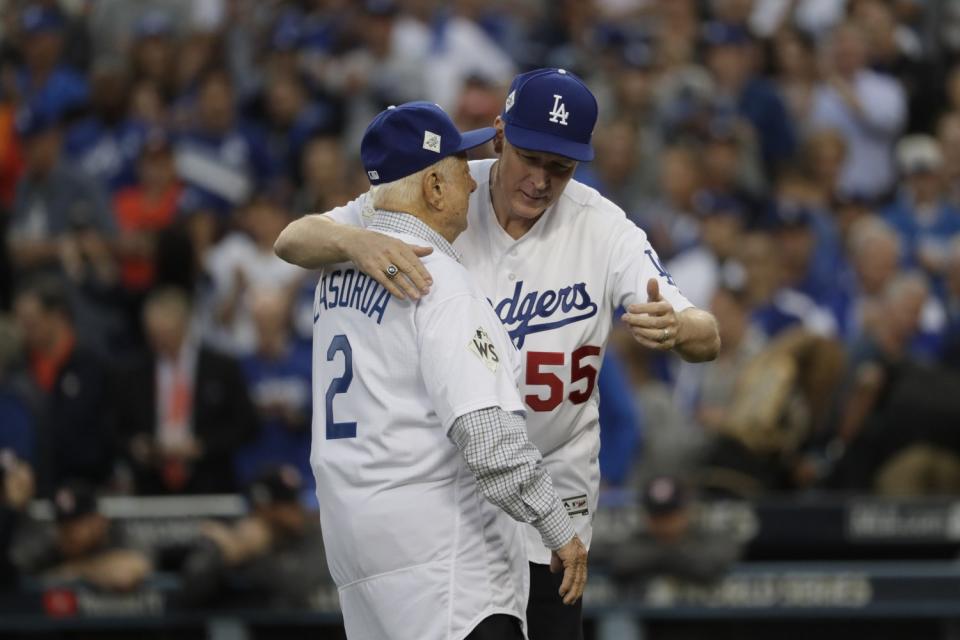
[537,500,576,551]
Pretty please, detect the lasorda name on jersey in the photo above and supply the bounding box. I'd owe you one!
[313,268,391,324]
[493,280,598,348]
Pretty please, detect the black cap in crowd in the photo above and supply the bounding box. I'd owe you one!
[52,481,99,523]
[246,465,304,508]
[641,475,689,516]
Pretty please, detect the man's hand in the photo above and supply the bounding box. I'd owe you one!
[343,228,434,300]
[551,534,588,605]
[1,451,35,510]
[620,279,680,351]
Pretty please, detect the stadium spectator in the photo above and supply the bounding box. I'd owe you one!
[667,191,746,310]
[609,326,707,486]
[318,0,428,149]
[292,135,357,217]
[809,22,907,201]
[12,278,113,492]
[128,8,177,101]
[937,112,960,208]
[63,59,145,194]
[940,236,960,370]
[635,145,703,260]
[771,28,819,131]
[687,284,767,434]
[114,287,258,495]
[577,119,646,220]
[0,450,35,590]
[833,273,931,453]
[172,69,274,217]
[593,475,741,583]
[802,127,848,206]
[261,70,337,191]
[8,105,120,354]
[882,135,960,283]
[0,315,35,465]
[702,21,797,178]
[112,129,183,296]
[14,480,152,591]
[12,4,88,120]
[836,216,903,342]
[179,465,330,608]
[8,106,115,280]
[233,288,313,494]
[203,196,302,356]
[738,231,837,339]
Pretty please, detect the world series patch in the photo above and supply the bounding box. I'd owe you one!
[467,327,500,372]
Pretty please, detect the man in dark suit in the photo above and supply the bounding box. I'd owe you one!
[115,286,259,494]
[13,277,113,494]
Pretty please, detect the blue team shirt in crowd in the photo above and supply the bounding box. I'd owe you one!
[64,118,147,193]
[16,66,89,118]
[173,124,276,216]
[235,343,315,497]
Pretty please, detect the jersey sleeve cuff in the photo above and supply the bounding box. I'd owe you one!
[536,500,576,551]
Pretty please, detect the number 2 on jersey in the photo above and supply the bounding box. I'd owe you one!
[524,345,601,411]
[325,334,357,439]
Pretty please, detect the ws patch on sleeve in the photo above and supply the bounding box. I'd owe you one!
[467,327,500,372]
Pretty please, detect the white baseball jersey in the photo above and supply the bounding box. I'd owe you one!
[311,212,529,640]
[327,159,693,564]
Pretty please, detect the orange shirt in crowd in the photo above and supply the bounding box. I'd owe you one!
[0,104,24,210]
[113,184,182,291]
[30,327,76,394]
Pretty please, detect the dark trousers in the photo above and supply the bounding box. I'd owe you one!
[527,562,584,640]
[466,614,524,639]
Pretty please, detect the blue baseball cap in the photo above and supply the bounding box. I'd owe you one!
[361,101,495,185]
[768,200,814,230]
[692,190,745,218]
[501,68,597,162]
[702,21,751,48]
[20,4,64,35]
[136,9,173,38]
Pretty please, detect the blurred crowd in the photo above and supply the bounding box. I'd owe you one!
[2,0,960,600]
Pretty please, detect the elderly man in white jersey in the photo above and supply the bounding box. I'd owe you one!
[309,101,587,640]
[277,69,721,639]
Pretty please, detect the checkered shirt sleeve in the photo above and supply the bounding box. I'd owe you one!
[450,407,575,550]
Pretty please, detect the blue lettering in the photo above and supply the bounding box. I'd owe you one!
[361,277,377,313]
[313,269,392,325]
[328,270,342,304]
[645,249,676,286]
[536,290,558,316]
[369,289,391,324]
[349,273,367,308]
[494,280,599,348]
[338,270,355,306]
[313,274,327,322]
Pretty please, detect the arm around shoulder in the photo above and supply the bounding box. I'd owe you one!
[274,212,436,300]
[274,214,354,269]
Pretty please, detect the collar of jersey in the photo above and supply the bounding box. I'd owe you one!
[368,210,461,262]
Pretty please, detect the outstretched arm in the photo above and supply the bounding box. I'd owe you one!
[621,279,721,362]
[275,213,435,300]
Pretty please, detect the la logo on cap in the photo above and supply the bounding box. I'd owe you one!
[548,94,569,126]
[423,130,441,153]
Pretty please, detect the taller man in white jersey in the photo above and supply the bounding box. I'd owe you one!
[278,69,721,639]
[310,101,586,640]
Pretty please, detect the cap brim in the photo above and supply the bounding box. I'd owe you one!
[504,122,594,162]
[454,127,496,153]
